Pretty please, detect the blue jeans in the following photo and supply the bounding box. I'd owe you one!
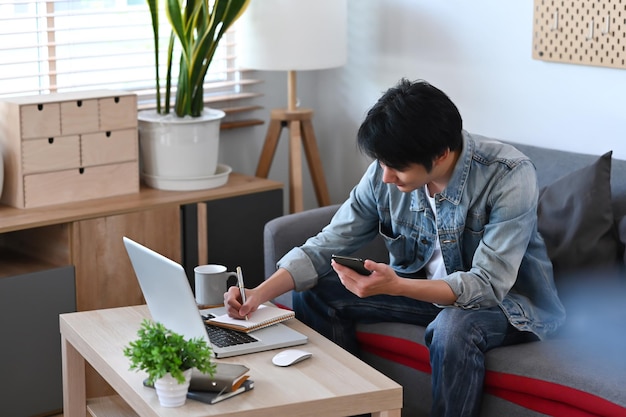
[293,272,519,417]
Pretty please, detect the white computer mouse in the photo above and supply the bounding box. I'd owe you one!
[272,349,312,367]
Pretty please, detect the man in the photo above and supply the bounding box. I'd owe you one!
[225,79,565,416]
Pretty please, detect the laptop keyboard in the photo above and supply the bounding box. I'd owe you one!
[202,314,257,348]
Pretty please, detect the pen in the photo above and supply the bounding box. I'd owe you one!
[236,266,248,320]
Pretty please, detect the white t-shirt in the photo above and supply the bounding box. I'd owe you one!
[424,185,447,279]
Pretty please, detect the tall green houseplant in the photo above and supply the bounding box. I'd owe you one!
[146,0,250,118]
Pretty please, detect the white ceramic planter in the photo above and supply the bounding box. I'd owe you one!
[138,109,228,190]
[153,369,193,407]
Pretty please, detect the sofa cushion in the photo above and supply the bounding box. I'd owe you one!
[357,321,626,417]
[537,151,619,275]
[485,338,626,416]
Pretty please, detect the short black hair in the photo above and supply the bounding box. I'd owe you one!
[357,78,463,172]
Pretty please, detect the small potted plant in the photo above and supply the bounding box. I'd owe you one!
[123,319,216,407]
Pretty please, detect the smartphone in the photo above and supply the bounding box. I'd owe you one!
[331,254,372,275]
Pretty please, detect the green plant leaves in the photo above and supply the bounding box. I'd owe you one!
[147,0,251,117]
[146,0,162,113]
[123,319,216,385]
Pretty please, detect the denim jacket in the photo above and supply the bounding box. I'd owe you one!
[279,131,566,339]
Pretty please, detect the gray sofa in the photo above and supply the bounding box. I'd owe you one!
[263,136,626,417]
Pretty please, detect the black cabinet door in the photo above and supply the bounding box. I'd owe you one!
[0,265,76,417]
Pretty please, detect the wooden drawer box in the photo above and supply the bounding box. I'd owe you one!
[100,95,138,130]
[82,129,137,166]
[24,162,139,208]
[22,135,81,174]
[19,102,61,139]
[60,98,99,134]
[0,90,139,208]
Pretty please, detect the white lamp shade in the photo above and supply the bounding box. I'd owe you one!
[239,0,348,71]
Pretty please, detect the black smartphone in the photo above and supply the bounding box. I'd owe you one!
[331,254,372,275]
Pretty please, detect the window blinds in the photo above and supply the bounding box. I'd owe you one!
[0,0,263,129]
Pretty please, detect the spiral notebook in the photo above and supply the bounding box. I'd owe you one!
[207,304,295,333]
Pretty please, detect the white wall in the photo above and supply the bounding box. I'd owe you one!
[221,0,626,212]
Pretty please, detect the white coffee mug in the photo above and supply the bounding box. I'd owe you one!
[194,264,238,308]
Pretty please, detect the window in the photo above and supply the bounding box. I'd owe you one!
[0,0,263,129]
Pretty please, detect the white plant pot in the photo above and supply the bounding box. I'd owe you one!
[138,109,228,190]
[153,369,192,407]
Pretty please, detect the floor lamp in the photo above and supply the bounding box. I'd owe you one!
[239,0,348,213]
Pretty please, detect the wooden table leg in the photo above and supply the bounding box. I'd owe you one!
[62,335,86,417]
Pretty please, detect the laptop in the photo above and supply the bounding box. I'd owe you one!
[122,236,307,358]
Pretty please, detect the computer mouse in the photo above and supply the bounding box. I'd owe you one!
[272,349,312,367]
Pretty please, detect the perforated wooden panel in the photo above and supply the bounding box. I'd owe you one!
[533,0,626,69]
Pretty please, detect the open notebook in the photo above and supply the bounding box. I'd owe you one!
[122,236,307,358]
[207,304,295,333]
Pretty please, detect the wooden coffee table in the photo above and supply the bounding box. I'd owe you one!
[60,305,402,417]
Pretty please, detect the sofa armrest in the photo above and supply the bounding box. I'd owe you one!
[262,205,341,308]
[263,204,342,279]
[264,204,389,308]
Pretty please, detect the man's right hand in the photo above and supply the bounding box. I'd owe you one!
[223,267,296,319]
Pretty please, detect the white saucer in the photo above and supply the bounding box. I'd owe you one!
[142,164,232,191]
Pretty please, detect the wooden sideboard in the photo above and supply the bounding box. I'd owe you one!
[0,174,283,417]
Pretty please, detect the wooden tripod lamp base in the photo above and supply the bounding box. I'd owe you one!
[255,107,331,213]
